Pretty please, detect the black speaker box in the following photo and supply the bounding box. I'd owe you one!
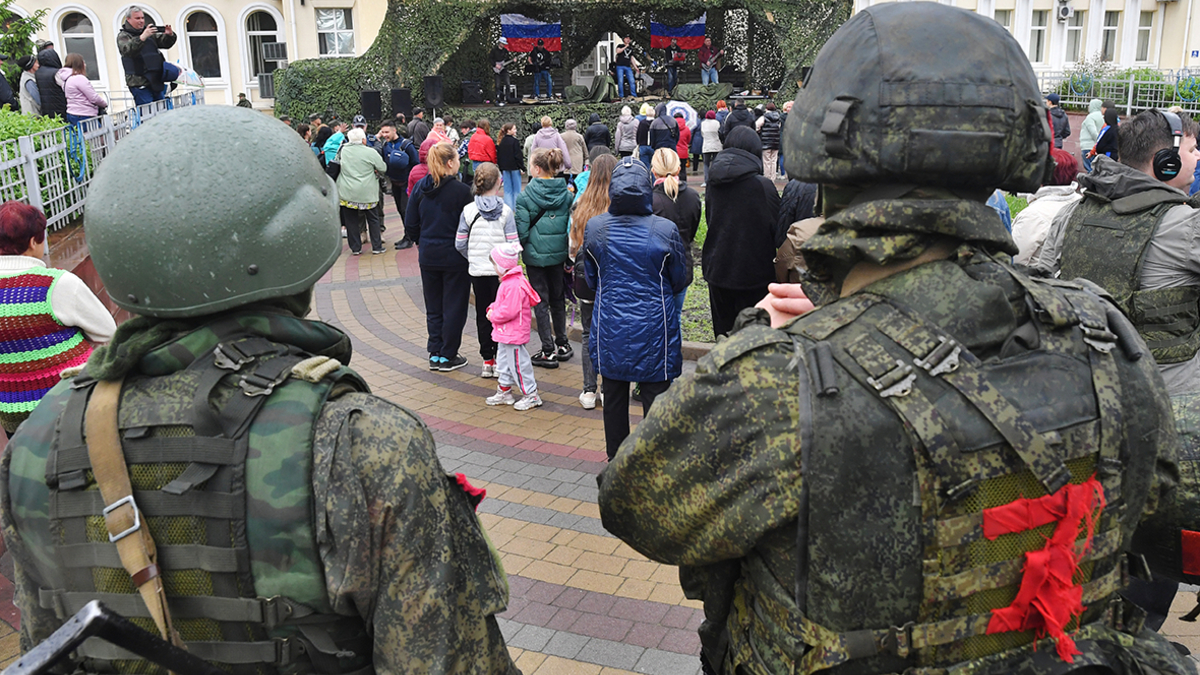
[461,80,483,105]
[424,75,444,108]
[360,90,381,120]
[391,88,412,119]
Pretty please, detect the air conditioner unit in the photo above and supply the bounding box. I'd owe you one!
[258,73,275,99]
[262,42,288,62]
[1057,4,1074,21]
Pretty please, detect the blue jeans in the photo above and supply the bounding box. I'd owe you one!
[1082,153,1093,172]
[616,66,636,98]
[701,67,718,85]
[674,289,687,325]
[502,169,522,211]
[667,66,678,93]
[64,113,91,125]
[534,71,552,97]
[130,86,165,107]
[580,299,597,393]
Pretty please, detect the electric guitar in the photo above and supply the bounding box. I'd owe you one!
[703,48,725,70]
[493,55,522,74]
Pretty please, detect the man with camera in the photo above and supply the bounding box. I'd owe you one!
[117,6,179,107]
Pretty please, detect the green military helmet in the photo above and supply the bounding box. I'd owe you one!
[783,2,1052,194]
[86,105,340,318]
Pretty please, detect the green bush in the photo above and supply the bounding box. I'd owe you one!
[0,108,80,212]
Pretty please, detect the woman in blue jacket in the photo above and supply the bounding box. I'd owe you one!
[583,157,689,460]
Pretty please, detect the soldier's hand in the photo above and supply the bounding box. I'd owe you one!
[757,283,815,327]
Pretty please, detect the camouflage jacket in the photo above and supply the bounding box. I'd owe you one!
[1,311,519,675]
[116,23,177,89]
[599,240,1188,675]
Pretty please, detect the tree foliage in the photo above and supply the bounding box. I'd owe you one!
[274,0,851,123]
[0,0,48,86]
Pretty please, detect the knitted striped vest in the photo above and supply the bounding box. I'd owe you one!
[0,267,91,431]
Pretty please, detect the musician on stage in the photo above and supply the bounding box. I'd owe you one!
[530,39,553,98]
[614,36,637,99]
[698,36,724,85]
[665,37,686,93]
[490,37,514,105]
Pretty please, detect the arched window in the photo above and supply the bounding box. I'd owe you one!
[61,12,100,80]
[245,10,278,80]
[185,10,221,78]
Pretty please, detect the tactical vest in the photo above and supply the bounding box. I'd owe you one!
[29,329,372,675]
[1059,188,1200,365]
[720,257,1167,675]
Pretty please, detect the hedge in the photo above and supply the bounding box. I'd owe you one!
[274,0,852,123]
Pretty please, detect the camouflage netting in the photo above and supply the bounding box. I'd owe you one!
[273,0,852,123]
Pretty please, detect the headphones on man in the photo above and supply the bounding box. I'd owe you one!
[1153,110,1184,181]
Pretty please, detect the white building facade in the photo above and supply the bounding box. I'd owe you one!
[854,0,1200,72]
[8,0,388,107]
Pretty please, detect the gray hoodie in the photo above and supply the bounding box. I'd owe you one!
[615,109,639,152]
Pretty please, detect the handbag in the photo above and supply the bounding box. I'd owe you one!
[325,146,343,180]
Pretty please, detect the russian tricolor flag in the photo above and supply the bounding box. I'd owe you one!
[501,14,562,52]
[650,13,706,49]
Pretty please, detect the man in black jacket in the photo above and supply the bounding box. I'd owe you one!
[584,113,611,152]
[34,49,66,118]
[0,55,16,112]
[701,126,782,338]
[719,100,755,142]
[1046,92,1071,149]
[116,6,178,107]
[530,39,553,99]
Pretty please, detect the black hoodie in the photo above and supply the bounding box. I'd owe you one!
[702,127,782,289]
[1049,106,1071,149]
[584,113,611,151]
[36,50,66,118]
[404,174,474,269]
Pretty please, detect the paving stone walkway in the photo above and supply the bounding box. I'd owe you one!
[1,193,1200,673]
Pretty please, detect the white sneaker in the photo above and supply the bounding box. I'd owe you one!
[579,391,597,410]
[514,394,543,411]
[486,388,516,406]
[481,360,497,378]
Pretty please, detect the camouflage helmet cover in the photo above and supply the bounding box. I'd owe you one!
[86,106,341,318]
[783,2,1052,193]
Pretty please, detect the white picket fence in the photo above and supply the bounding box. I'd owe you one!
[0,90,205,232]
[1036,68,1200,117]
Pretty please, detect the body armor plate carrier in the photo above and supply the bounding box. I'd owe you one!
[36,328,372,675]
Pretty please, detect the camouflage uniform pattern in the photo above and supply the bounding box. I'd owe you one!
[0,311,519,675]
[598,194,1191,675]
[115,26,178,90]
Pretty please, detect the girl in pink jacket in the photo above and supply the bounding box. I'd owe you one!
[485,243,543,411]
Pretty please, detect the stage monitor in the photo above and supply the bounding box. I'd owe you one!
[391,88,412,119]
[424,76,444,109]
[360,90,382,120]
[462,80,483,105]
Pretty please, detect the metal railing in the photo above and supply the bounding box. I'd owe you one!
[1036,69,1200,116]
[0,89,205,232]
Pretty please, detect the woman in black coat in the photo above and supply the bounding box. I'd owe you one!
[650,148,701,314]
[701,126,782,339]
[1089,109,1120,162]
[496,123,525,211]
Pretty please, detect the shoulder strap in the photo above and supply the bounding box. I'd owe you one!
[85,379,183,649]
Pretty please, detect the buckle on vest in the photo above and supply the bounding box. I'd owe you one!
[867,360,916,398]
[102,495,141,542]
[880,622,914,658]
[214,342,254,370]
[914,336,961,377]
[240,367,291,397]
[1080,324,1117,353]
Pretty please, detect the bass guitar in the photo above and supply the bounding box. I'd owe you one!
[703,48,725,71]
[493,55,522,74]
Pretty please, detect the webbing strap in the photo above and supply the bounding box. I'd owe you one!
[53,437,241,473]
[937,505,1124,549]
[163,462,220,495]
[39,589,315,628]
[798,565,1123,673]
[924,527,1122,603]
[56,543,244,573]
[1008,273,1079,330]
[84,379,181,649]
[873,305,1072,495]
[51,489,240,519]
[79,638,291,665]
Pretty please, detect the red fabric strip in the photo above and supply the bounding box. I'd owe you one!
[455,473,487,511]
[983,476,1105,663]
[1182,530,1200,577]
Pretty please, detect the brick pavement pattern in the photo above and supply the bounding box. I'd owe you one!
[0,194,1197,672]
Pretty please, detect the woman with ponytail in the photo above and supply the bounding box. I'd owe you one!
[515,147,574,368]
[405,142,475,372]
[650,148,701,315]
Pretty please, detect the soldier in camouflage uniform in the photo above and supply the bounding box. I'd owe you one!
[599,5,1195,675]
[0,106,520,675]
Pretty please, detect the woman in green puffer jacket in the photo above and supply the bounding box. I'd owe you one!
[515,147,575,368]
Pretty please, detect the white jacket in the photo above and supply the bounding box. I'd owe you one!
[1011,183,1082,266]
[458,197,517,277]
[700,119,722,153]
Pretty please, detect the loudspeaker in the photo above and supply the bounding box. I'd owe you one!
[424,76,444,109]
[462,80,483,105]
[391,88,412,119]
[360,90,381,120]
[1154,110,1184,181]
